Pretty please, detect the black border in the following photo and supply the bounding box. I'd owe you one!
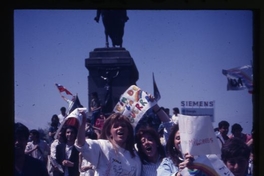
[5,1,263,175]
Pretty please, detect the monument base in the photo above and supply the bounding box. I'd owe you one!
[85,47,139,114]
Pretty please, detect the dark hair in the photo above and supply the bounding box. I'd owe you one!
[166,124,183,166]
[135,127,166,163]
[60,107,66,111]
[86,118,92,123]
[218,120,230,128]
[29,129,40,139]
[14,122,29,139]
[61,125,78,142]
[58,126,67,143]
[231,123,243,134]
[51,114,59,126]
[85,128,98,140]
[221,138,250,163]
[100,113,135,158]
[173,107,180,114]
[91,92,98,98]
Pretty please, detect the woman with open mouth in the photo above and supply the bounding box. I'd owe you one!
[135,104,174,176]
[75,112,142,176]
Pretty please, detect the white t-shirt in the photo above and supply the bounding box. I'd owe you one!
[25,140,50,162]
[80,157,95,176]
[58,113,67,124]
[171,114,179,124]
[75,139,142,176]
[50,139,59,159]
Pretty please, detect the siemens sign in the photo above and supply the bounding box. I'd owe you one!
[181,101,214,107]
[181,101,215,122]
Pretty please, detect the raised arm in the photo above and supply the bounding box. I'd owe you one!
[152,104,170,123]
[76,111,87,147]
[152,104,174,144]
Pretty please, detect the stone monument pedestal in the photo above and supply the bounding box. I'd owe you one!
[85,47,138,114]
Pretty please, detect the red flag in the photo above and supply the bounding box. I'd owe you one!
[55,83,73,95]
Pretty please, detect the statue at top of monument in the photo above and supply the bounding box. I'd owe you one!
[94,9,129,48]
[100,70,119,113]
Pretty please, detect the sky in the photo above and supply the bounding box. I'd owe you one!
[14,10,254,134]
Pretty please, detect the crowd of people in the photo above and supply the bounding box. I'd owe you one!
[14,99,254,176]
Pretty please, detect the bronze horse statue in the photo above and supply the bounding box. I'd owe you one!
[94,10,129,48]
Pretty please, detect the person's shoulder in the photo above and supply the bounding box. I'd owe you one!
[161,157,173,164]
[215,131,220,137]
[56,142,66,149]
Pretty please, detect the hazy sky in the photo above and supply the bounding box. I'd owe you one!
[14,10,253,134]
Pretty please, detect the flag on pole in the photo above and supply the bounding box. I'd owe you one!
[222,64,253,94]
[55,83,73,95]
[153,72,161,101]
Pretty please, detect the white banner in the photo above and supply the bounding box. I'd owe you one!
[54,108,87,139]
[178,114,221,156]
[113,85,157,128]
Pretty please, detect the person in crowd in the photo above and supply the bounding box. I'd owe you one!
[93,111,106,132]
[157,124,205,176]
[158,123,166,147]
[85,118,100,141]
[90,92,101,127]
[50,127,66,159]
[221,138,251,176]
[54,125,80,176]
[135,127,166,176]
[85,118,93,133]
[171,107,180,124]
[14,122,49,176]
[229,123,252,144]
[134,103,174,176]
[153,104,175,146]
[79,127,98,176]
[62,95,77,113]
[25,129,50,165]
[75,112,142,176]
[214,127,219,134]
[164,107,171,117]
[48,114,60,144]
[247,152,253,175]
[47,127,66,176]
[216,120,230,147]
[58,107,67,124]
